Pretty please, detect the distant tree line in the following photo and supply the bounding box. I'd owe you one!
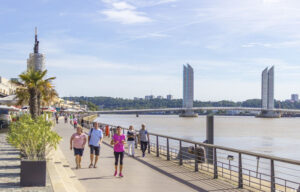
[62,96,300,111]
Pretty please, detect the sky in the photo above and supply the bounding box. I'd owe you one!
[1,0,300,101]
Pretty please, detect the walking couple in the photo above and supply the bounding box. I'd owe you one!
[125,124,149,158]
[70,122,103,169]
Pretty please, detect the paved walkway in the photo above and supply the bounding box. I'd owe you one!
[0,132,53,192]
[54,119,249,192]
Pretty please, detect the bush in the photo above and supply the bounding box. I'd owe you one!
[7,114,61,160]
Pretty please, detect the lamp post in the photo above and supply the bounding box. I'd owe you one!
[227,155,234,180]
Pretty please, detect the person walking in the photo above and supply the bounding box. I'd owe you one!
[88,122,103,168]
[139,124,149,157]
[105,125,110,137]
[111,126,126,177]
[70,126,86,169]
[73,117,78,128]
[69,114,73,125]
[55,114,59,124]
[127,125,135,157]
[64,114,68,123]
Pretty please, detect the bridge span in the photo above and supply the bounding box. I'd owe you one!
[87,107,300,115]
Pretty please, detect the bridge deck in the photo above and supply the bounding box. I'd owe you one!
[54,120,249,192]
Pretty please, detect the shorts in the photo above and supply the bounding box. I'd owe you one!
[74,148,84,156]
[90,145,100,156]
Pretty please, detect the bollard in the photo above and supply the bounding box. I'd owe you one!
[167,138,170,161]
[213,148,218,178]
[156,136,159,157]
[206,115,214,164]
[238,152,243,188]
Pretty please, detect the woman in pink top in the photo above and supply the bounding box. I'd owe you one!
[111,126,126,177]
[70,126,87,169]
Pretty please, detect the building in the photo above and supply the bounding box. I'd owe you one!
[180,64,197,117]
[157,96,163,99]
[291,94,299,102]
[166,94,173,100]
[27,28,45,72]
[145,95,154,100]
[0,77,18,97]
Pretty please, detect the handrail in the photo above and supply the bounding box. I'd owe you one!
[93,122,300,166]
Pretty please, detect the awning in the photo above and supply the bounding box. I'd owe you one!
[0,95,18,105]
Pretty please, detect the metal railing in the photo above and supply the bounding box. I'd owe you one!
[82,119,300,192]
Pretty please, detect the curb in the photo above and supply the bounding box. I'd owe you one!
[47,146,86,192]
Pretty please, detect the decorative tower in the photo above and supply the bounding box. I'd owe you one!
[180,64,198,117]
[27,27,45,72]
[258,66,279,118]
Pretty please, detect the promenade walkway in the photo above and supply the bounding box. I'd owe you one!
[54,119,249,192]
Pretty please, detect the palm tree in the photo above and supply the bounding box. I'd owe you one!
[37,77,57,115]
[17,69,56,118]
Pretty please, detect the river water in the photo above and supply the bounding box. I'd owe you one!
[95,115,300,161]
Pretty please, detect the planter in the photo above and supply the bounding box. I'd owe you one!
[20,159,46,186]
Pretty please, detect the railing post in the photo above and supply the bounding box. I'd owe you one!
[156,135,159,157]
[213,148,218,178]
[195,144,198,172]
[148,138,150,154]
[167,138,170,160]
[135,135,137,149]
[271,159,275,192]
[179,140,183,165]
[238,153,243,188]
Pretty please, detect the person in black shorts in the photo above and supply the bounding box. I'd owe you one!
[70,126,86,169]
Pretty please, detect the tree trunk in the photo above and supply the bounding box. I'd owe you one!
[29,87,38,119]
[37,91,41,116]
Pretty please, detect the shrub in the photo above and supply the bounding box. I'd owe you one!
[7,114,61,160]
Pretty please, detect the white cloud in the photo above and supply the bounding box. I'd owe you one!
[47,54,150,71]
[101,1,152,24]
[101,9,152,24]
[112,2,135,10]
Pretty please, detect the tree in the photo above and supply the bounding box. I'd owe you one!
[37,77,57,115]
[17,69,57,118]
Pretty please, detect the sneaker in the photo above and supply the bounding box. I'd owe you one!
[114,171,117,176]
[142,153,145,157]
[119,173,123,177]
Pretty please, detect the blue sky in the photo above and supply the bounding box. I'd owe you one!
[1,0,300,101]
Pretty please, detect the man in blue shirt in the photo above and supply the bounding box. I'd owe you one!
[88,122,103,168]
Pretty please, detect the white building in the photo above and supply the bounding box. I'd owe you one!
[166,94,173,100]
[291,94,299,102]
[0,77,18,97]
[145,95,154,100]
